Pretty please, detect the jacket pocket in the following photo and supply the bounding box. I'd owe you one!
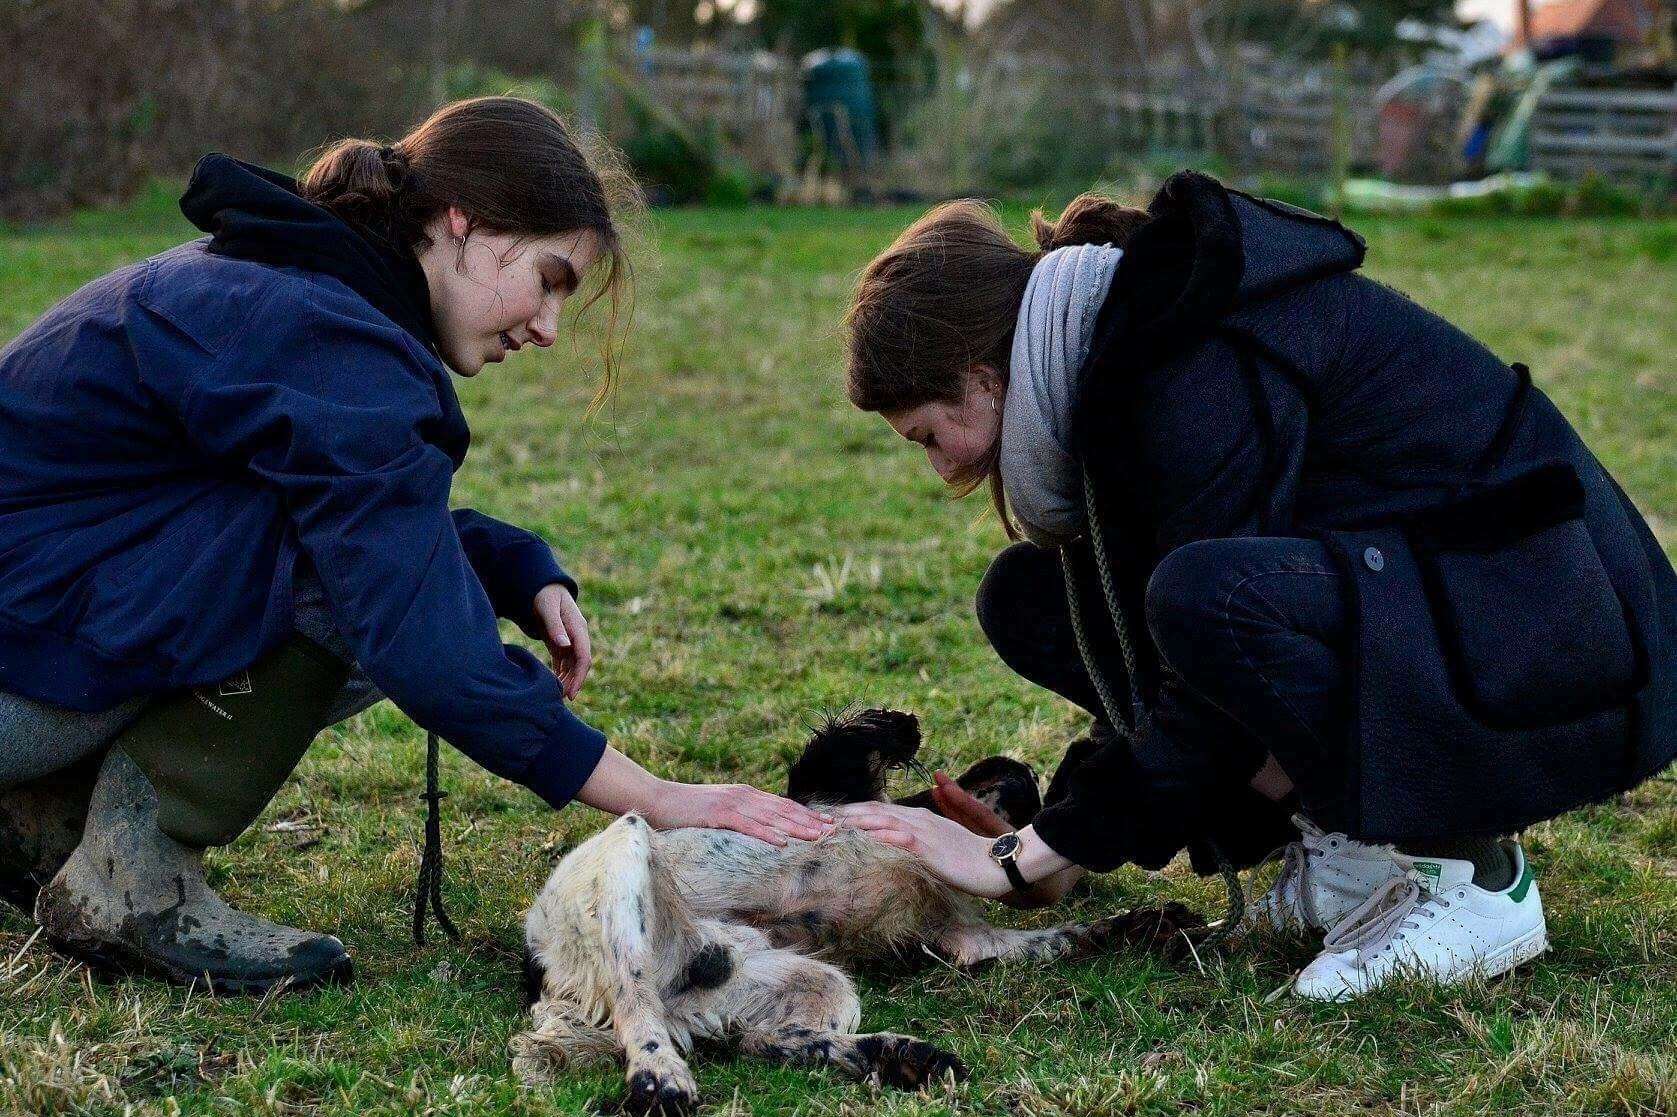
[1409,462,1642,728]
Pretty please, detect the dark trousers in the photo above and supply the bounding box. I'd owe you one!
[978,536,1354,832]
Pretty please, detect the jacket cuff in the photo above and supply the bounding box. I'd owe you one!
[521,704,608,810]
[502,541,578,638]
[1033,798,1132,873]
[1032,726,1213,873]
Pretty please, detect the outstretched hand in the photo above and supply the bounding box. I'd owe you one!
[647,782,835,848]
[834,800,1012,899]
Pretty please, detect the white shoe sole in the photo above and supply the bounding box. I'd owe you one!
[1484,923,1550,978]
[1296,923,1549,1001]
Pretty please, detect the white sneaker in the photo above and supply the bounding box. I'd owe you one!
[1293,841,1547,1002]
[1249,815,1406,934]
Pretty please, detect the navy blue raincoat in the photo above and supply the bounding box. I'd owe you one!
[0,155,607,809]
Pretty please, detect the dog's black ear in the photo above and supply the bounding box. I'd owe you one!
[953,755,1043,829]
[786,707,922,805]
[896,755,1043,829]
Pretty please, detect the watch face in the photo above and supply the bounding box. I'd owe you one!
[990,833,1020,861]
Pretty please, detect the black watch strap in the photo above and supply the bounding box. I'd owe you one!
[999,853,1029,891]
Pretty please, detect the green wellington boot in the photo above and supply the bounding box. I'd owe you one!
[35,636,355,993]
[0,749,105,914]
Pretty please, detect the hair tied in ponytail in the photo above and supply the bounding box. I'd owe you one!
[376,144,410,192]
[1030,193,1150,254]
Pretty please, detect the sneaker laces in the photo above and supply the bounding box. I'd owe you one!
[1255,814,1326,928]
[1319,873,1449,955]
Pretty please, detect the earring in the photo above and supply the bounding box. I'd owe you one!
[990,396,999,414]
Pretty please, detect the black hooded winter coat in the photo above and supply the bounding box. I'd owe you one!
[1029,172,1676,872]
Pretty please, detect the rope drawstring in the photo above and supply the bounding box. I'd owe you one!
[1060,461,1245,945]
[413,729,460,946]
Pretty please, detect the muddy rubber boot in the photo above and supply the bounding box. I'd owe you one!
[0,749,105,914]
[35,636,354,993]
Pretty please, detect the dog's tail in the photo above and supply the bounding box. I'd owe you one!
[511,999,620,1082]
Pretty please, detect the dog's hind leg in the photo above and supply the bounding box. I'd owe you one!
[519,814,703,1114]
[707,935,966,1091]
[592,816,705,1116]
[934,903,1206,968]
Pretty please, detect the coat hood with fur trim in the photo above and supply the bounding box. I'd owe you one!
[1083,170,1367,381]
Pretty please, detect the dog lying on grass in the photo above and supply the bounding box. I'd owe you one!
[513,709,1205,1114]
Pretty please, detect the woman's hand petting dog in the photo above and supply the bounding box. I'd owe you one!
[836,800,1013,899]
[930,772,1083,908]
[534,583,592,700]
[647,782,835,847]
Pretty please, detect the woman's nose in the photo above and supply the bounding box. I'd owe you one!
[528,300,560,347]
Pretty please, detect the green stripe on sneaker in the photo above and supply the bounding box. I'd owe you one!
[1509,862,1534,903]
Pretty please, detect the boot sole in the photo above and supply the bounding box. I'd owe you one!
[43,929,354,995]
[36,850,355,997]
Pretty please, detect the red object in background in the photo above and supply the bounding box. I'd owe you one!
[1377,101,1426,178]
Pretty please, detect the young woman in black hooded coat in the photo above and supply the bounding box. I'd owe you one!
[835,172,1675,1000]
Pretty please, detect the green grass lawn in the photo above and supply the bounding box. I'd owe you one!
[1,185,1673,1116]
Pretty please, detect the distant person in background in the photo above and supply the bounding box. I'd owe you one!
[0,96,828,994]
[834,172,1676,1001]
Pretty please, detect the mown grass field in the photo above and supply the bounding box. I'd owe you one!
[1,184,1673,1116]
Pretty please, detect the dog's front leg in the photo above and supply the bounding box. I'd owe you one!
[933,902,1207,968]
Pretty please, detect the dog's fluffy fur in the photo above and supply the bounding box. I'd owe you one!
[514,709,1202,1113]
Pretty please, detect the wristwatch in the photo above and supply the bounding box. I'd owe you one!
[988,832,1029,891]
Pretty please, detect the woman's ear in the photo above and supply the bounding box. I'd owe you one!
[972,364,1005,408]
[446,206,472,241]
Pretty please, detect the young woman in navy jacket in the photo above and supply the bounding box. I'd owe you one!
[0,97,827,992]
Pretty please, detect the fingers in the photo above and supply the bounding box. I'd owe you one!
[560,594,592,681]
[556,644,590,701]
[719,788,833,844]
[732,817,789,847]
[760,794,833,841]
[536,591,572,648]
[834,802,919,830]
[930,783,956,816]
[860,826,916,851]
[555,595,592,699]
[932,773,1010,838]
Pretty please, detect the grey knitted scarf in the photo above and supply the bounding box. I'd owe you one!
[999,243,1123,547]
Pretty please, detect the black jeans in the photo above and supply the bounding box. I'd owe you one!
[978,536,1354,831]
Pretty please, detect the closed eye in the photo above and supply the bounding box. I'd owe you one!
[540,253,580,297]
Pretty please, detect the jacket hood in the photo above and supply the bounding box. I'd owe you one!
[180,153,438,349]
[1100,170,1366,359]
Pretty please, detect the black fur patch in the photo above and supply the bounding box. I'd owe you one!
[897,755,1043,829]
[786,708,921,805]
[520,946,544,1008]
[671,942,732,994]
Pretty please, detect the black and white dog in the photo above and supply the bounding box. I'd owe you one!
[513,709,1203,1114]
